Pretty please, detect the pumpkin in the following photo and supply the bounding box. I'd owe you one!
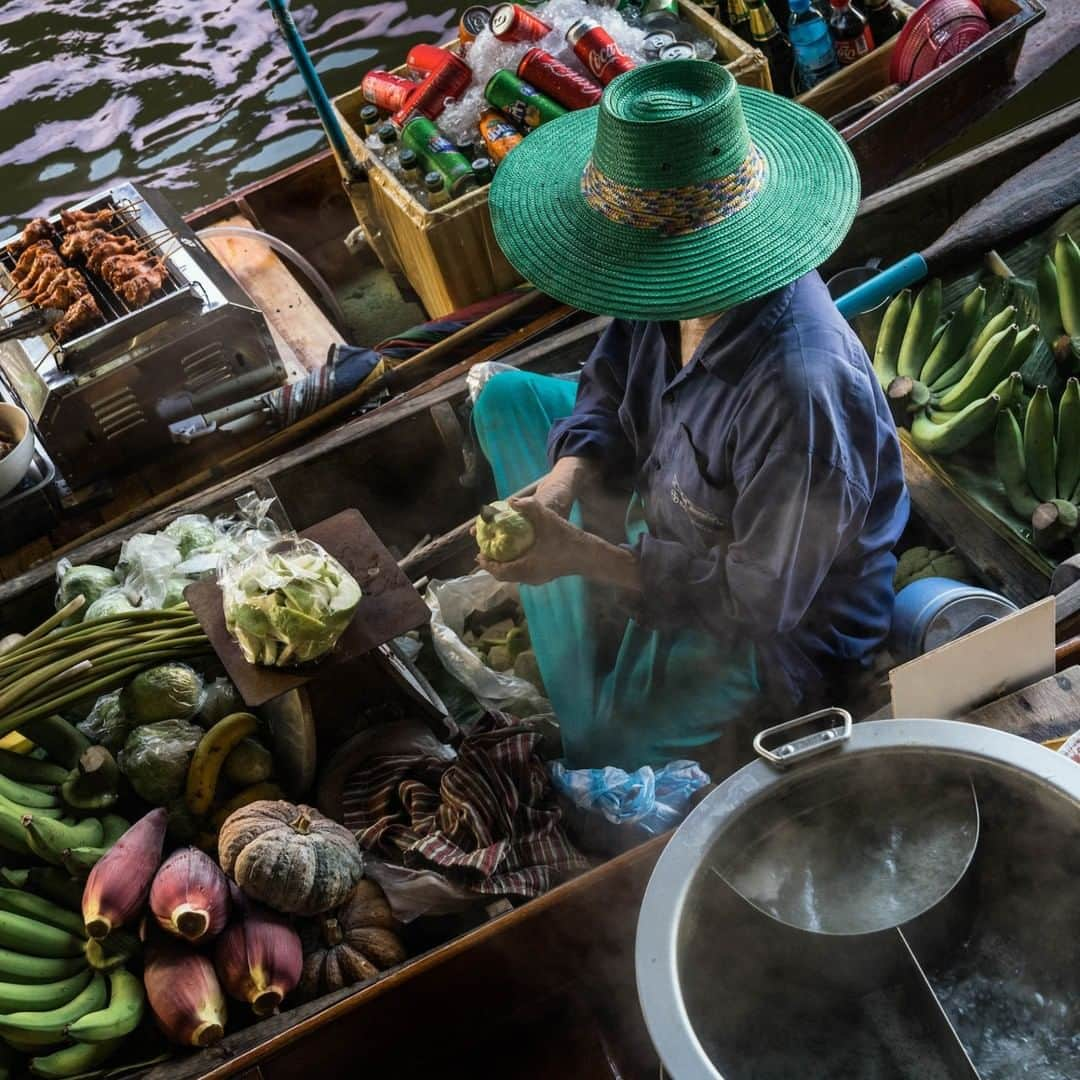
[298,880,406,999]
[217,800,363,916]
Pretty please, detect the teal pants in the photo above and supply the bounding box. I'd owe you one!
[473,368,760,772]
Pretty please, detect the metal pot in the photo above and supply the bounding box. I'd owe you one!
[636,715,1080,1080]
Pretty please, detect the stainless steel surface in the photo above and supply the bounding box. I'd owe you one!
[752,706,852,767]
[636,719,1080,1080]
[0,182,285,490]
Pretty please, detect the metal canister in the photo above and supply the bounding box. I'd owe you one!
[642,29,677,60]
[517,48,603,110]
[401,118,477,197]
[484,70,567,130]
[658,41,696,60]
[478,109,524,163]
[490,3,553,42]
[361,70,416,113]
[566,18,636,85]
[458,6,492,45]
[391,52,473,127]
[641,0,682,28]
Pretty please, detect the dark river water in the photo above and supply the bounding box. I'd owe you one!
[0,0,457,239]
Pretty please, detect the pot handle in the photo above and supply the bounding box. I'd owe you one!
[753,707,852,768]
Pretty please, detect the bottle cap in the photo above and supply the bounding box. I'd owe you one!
[424,171,445,192]
[400,148,418,169]
[360,105,380,123]
[377,123,398,145]
[472,156,493,174]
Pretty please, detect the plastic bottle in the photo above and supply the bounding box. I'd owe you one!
[377,123,402,177]
[829,0,874,66]
[399,148,426,203]
[788,0,838,92]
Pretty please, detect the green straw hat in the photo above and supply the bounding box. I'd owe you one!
[489,60,860,321]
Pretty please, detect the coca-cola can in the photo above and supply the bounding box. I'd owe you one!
[361,70,416,113]
[392,53,473,127]
[517,48,602,110]
[406,43,453,79]
[490,3,552,43]
[642,29,676,60]
[459,5,492,45]
[565,18,636,85]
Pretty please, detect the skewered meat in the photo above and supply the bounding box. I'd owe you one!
[53,293,102,341]
[26,265,65,301]
[16,218,54,252]
[11,240,59,283]
[60,208,117,231]
[60,226,109,260]
[18,250,65,293]
[86,237,139,275]
[34,269,89,310]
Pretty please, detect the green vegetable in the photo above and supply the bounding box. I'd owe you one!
[223,737,274,786]
[163,515,217,559]
[475,501,535,563]
[56,566,118,622]
[76,691,133,754]
[83,591,136,622]
[222,541,362,667]
[118,719,203,805]
[195,677,244,728]
[894,547,970,591]
[120,663,203,724]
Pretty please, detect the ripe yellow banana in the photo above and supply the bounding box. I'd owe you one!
[185,712,259,817]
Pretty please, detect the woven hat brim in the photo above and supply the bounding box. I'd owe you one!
[489,86,860,321]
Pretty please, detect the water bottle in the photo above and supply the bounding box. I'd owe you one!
[788,0,838,92]
[377,123,402,178]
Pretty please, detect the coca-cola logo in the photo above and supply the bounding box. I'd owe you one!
[588,44,620,77]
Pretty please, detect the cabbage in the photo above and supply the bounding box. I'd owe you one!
[57,563,119,619]
[222,540,362,667]
[77,690,134,753]
[118,719,203,805]
[120,663,204,725]
[84,590,137,621]
[475,501,535,562]
[196,677,244,728]
[163,514,217,559]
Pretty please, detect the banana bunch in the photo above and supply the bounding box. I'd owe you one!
[995,379,1080,553]
[1037,232,1080,369]
[873,279,1038,457]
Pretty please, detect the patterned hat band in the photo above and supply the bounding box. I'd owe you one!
[581,143,767,237]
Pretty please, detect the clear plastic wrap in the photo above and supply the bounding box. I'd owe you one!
[196,676,245,729]
[118,718,204,805]
[119,662,205,725]
[55,562,119,620]
[76,690,134,753]
[221,539,362,667]
[425,572,551,716]
[82,589,137,621]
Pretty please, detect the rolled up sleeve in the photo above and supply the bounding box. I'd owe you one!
[548,319,634,470]
[634,448,869,643]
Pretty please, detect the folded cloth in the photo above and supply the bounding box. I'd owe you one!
[343,712,587,900]
[550,759,711,834]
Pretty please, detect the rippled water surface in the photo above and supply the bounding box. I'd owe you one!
[0,0,457,238]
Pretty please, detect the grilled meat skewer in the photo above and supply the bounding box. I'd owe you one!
[14,218,55,253]
[60,208,118,231]
[11,240,60,283]
[53,293,102,341]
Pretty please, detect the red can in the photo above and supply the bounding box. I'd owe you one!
[392,52,473,127]
[406,43,454,79]
[517,48,602,110]
[361,70,416,113]
[566,18,635,85]
[490,3,552,43]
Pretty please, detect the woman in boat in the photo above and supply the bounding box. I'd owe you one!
[473,61,909,775]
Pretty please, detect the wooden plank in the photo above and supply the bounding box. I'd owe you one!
[900,434,1050,606]
[200,214,342,378]
[961,665,1080,743]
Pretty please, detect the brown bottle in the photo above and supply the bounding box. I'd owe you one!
[746,0,796,97]
[863,0,904,44]
[726,0,754,43]
[828,0,874,66]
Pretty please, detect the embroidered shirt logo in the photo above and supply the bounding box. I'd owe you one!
[671,477,725,531]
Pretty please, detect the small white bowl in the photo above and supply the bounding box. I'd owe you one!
[0,403,35,501]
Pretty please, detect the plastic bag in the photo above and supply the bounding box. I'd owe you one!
[425,572,551,716]
[549,759,710,836]
[117,532,183,610]
[221,538,362,667]
[363,858,478,923]
[118,719,203,805]
[55,561,119,619]
[466,360,578,404]
[196,677,244,728]
[83,589,137,622]
[77,690,134,753]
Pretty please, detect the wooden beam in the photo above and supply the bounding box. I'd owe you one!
[962,665,1080,743]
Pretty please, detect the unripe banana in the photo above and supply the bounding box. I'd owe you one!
[872,289,911,390]
[0,911,84,960]
[898,278,942,379]
[0,868,83,913]
[0,750,67,787]
[990,371,1023,410]
[934,304,1018,392]
[0,970,91,1014]
[1024,386,1057,503]
[65,968,144,1043]
[0,974,105,1047]
[0,774,57,810]
[1007,324,1040,374]
[1056,377,1080,504]
[29,1037,121,1079]
[910,394,1001,456]
[0,890,84,939]
[0,950,85,986]
[21,814,103,867]
[995,410,1040,520]
[935,326,1018,412]
[920,285,986,386]
[1054,233,1080,339]
[1032,499,1080,553]
[1037,253,1070,360]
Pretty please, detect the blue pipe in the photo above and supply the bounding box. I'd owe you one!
[266,0,365,182]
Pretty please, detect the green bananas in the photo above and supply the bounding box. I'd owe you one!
[0,891,84,940]
[29,1038,121,1079]
[65,968,144,1043]
[0,973,106,1047]
[0,971,91,1015]
[1037,232,1080,369]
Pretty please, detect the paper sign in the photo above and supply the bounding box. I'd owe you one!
[889,597,1055,719]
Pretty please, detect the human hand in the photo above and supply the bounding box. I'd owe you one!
[475,495,587,585]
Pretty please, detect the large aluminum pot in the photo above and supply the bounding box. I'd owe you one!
[636,716,1080,1080]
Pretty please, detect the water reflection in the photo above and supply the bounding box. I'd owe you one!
[0,0,456,237]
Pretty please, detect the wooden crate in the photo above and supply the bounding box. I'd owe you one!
[332,1,770,318]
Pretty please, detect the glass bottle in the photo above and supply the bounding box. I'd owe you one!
[726,0,753,43]
[828,0,874,66]
[863,0,904,44]
[361,105,382,152]
[746,0,795,98]
[788,0,838,93]
[425,171,450,209]
[377,123,401,176]
[471,157,494,186]
[399,148,425,200]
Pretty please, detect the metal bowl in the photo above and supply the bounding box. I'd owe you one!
[636,718,1080,1080]
[0,403,35,500]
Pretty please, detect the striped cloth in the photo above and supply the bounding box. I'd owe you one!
[342,713,588,900]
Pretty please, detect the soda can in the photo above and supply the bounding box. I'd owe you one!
[406,43,453,79]
[642,29,676,59]
[484,69,567,130]
[517,48,602,110]
[361,70,416,113]
[391,52,473,127]
[401,117,477,197]
[490,3,552,43]
[458,5,492,45]
[565,18,636,85]
[657,41,696,60]
[641,0,682,27]
[478,108,524,163]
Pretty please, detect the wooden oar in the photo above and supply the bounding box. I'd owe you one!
[836,131,1080,318]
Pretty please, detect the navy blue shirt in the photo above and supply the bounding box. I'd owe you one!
[548,271,909,704]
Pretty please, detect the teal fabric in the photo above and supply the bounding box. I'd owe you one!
[473,368,759,771]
